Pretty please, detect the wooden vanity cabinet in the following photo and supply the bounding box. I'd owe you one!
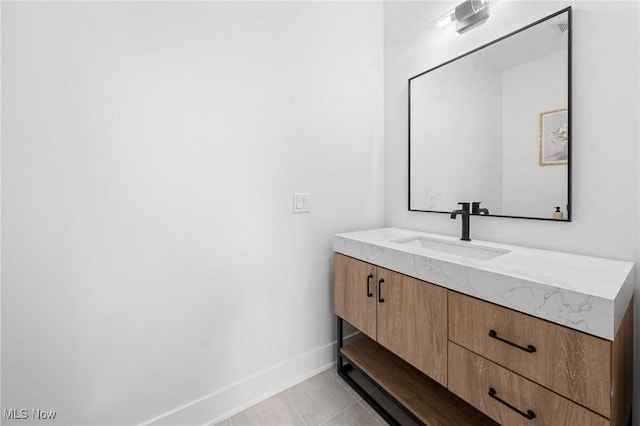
[449,291,611,416]
[448,292,634,426]
[333,252,633,426]
[333,253,447,385]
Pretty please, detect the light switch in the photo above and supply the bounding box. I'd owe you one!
[293,193,311,213]
[427,193,437,208]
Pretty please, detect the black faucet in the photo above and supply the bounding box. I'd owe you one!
[450,202,471,241]
[472,201,490,215]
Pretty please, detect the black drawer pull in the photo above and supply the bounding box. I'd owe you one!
[366,274,374,298]
[488,387,536,420]
[378,279,385,303]
[488,329,536,353]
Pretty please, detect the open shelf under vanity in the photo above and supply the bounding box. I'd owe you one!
[337,318,499,426]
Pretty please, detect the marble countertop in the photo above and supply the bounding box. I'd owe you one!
[333,228,635,340]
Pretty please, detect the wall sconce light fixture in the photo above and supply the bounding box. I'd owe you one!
[435,0,490,34]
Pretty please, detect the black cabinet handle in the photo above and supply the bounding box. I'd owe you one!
[488,388,536,420]
[488,329,536,353]
[378,279,385,303]
[366,274,374,298]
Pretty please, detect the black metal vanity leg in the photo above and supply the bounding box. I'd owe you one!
[337,316,343,374]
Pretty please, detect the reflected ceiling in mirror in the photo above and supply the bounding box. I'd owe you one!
[409,7,571,221]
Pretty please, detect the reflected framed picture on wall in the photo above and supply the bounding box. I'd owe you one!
[539,109,568,166]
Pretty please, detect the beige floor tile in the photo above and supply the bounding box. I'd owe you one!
[285,370,358,426]
[358,402,389,426]
[321,402,382,426]
[230,393,304,426]
[327,366,361,401]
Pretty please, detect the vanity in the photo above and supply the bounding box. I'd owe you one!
[333,228,634,426]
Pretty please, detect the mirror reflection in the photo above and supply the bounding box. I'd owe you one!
[409,8,571,221]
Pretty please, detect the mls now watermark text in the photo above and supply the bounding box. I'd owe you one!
[4,409,57,420]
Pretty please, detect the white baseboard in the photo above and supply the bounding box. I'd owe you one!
[140,340,341,426]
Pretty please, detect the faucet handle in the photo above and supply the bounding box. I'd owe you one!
[472,202,481,214]
[457,202,470,212]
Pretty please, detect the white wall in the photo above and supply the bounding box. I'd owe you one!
[1,2,383,425]
[384,1,639,424]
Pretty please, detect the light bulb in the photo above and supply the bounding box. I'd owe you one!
[434,10,455,29]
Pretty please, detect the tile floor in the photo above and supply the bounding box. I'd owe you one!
[212,367,390,426]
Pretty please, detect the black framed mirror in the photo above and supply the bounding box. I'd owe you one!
[409,7,571,221]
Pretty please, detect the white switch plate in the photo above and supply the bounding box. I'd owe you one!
[293,193,311,213]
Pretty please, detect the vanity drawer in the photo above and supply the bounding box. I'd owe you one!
[448,342,609,426]
[448,291,611,417]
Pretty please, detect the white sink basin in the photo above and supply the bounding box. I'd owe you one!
[392,236,510,260]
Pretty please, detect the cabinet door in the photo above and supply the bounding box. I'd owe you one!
[333,253,377,340]
[376,267,448,386]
